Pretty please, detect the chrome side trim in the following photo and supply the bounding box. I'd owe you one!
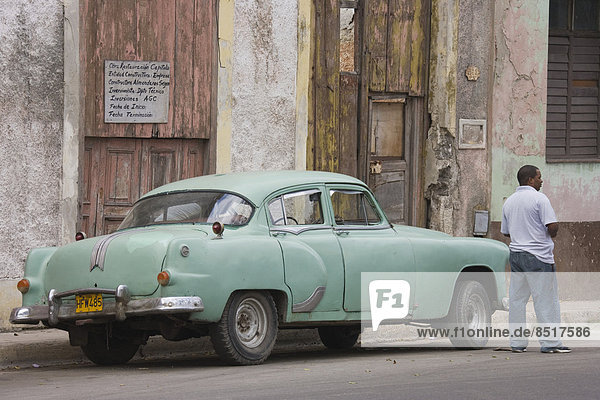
[292,286,326,313]
[10,288,204,325]
[270,226,332,236]
[333,224,392,232]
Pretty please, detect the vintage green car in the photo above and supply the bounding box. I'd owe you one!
[11,171,508,365]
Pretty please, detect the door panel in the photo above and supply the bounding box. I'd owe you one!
[327,187,416,312]
[366,0,429,95]
[339,74,360,177]
[337,229,415,312]
[81,146,93,235]
[368,101,409,224]
[141,141,179,192]
[372,166,406,224]
[268,189,344,312]
[276,231,344,312]
[106,142,140,205]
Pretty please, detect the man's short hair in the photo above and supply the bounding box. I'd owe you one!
[517,165,538,186]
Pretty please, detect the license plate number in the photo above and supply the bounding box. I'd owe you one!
[75,294,103,313]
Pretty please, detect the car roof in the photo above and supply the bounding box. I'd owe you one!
[141,170,368,205]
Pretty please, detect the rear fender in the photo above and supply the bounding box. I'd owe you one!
[159,236,289,322]
[21,247,57,307]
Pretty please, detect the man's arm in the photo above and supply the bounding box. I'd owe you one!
[546,222,559,238]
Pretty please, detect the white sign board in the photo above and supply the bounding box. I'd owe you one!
[104,60,170,123]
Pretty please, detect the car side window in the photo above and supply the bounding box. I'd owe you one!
[330,190,381,226]
[268,190,324,226]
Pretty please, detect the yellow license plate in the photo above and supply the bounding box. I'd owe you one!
[75,293,103,313]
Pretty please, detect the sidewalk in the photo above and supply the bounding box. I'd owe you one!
[2,301,599,370]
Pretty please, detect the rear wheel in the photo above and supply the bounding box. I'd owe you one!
[448,280,491,349]
[318,326,361,349]
[81,330,140,365]
[210,291,278,365]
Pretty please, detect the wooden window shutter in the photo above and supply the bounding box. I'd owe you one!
[546,34,600,161]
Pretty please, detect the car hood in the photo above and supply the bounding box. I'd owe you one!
[44,226,209,296]
[393,224,451,239]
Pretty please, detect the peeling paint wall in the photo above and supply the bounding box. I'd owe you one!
[454,0,494,237]
[426,0,494,237]
[0,1,64,279]
[491,0,550,221]
[425,0,460,235]
[428,0,600,240]
[490,0,600,224]
[490,0,600,273]
[0,0,64,329]
[230,0,297,172]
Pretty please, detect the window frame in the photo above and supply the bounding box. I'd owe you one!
[267,187,330,235]
[326,185,391,231]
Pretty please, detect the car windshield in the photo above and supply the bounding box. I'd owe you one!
[118,191,254,230]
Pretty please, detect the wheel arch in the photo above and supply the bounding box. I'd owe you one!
[266,289,289,323]
[456,265,498,309]
[223,288,289,324]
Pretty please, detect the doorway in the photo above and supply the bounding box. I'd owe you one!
[79,0,216,236]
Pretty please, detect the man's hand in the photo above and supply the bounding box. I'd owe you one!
[546,222,559,238]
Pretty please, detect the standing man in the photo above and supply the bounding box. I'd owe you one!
[501,165,570,353]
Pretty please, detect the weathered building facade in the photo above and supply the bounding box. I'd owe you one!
[1,0,598,330]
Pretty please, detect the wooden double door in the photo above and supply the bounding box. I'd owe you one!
[79,0,216,236]
[82,138,205,236]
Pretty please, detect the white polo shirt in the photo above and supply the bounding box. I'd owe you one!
[500,186,558,264]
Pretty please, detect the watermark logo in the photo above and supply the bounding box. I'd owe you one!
[369,280,410,331]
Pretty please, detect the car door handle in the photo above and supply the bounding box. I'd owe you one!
[272,231,287,237]
[335,230,349,236]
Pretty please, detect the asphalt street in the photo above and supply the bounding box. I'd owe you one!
[3,302,600,399]
[1,342,599,400]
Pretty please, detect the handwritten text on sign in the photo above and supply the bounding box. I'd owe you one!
[104,60,170,123]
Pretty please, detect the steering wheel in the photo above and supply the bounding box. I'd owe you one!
[272,216,299,225]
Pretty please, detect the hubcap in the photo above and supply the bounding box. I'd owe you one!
[235,297,267,348]
[466,294,486,329]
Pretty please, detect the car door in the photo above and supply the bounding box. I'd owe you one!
[268,188,344,312]
[327,185,416,313]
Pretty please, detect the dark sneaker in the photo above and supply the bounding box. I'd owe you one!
[541,346,571,353]
[511,347,527,353]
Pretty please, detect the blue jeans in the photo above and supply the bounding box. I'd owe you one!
[509,251,563,350]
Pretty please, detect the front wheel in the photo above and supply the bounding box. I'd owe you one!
[81,330,140,365]
[210,291,278,365]
[448,280,491,349]
[318,326,361,349]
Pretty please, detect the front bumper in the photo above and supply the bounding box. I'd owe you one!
[10,284,204,325]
